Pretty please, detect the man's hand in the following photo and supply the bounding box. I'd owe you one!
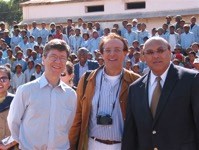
[0,141,18,150]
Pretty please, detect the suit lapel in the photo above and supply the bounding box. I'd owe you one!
[76,64,80,81]
[87,61,91,70]
[141,73,154,121]
[153,64,179,126]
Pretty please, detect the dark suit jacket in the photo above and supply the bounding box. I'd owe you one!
[122,64,199,150]
[73,60,99,86]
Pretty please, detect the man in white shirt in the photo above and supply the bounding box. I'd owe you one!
[7,39,77,150]
[167,25,180,52]
[190,16,199,42]
[30,21,41,40]
[24,60,35,83]
[18,35,31,57]
[180,24,195,51]
[124,23,138,47]
[40,22,49,45]
[69,28,83,54]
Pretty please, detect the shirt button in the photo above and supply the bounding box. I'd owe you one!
[152,130,156,134]
[154,148,158,150]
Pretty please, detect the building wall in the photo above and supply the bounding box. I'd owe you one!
[23,1,105,20]
[146,0,199,11]
[21,0,199,33]
[22,0,199,20]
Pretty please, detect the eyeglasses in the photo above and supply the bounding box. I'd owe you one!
[144,48,167,56]
[48,55,67,63]
[0,76,9,83]
[104,48,123,54]
[60,72,66,77]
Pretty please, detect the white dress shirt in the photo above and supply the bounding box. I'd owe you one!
[79,61,88,78]
[7,74,77,150]
[24,68,35,83]
[148,64,171,107]
[12,73,25,90]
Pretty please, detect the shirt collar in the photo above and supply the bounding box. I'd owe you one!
[102,67,123,79]
[39,74,66,91]
[79,61,88,67]
[150,62,171,86]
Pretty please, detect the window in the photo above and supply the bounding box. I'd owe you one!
[126,2,146,9]
[86,5,104,13]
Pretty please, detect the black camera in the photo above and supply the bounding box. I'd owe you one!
[96,114,112,125]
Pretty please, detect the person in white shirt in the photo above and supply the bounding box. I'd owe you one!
[18,35,31,57]
[75,18,84,34]
[22,23,31,37]
[124,23,138,47]
[24,60,35,83]
[10,28,22,51]
[81,32,90,49]
[7,39,77,150]
[40,22,49,45]
[132,18,138,32]
[167,25,180,52]
[48,22,56,36]
[180,24,195,51]
[69,28,83,54]
[30,21,41,40]
[190,16,199,42]
[29,35,38,49]
[81,22,88,35]
[12,64,25,93]
[193,58,199,72]
[30,63,43,81]
[88,31,101,55]
[191,42,199,57]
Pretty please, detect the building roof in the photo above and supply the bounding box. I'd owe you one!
[19,8,199,25]
[21,0,100,6]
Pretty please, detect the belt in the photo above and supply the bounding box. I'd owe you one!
[90,137,121,145]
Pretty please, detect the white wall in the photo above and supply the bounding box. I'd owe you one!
[146,0,199,11]
[22,0,199,20]
[21,0,199,32]
[23,1,106,20]
[23,0,199,20]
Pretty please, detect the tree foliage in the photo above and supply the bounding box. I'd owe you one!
[0,0,22,25]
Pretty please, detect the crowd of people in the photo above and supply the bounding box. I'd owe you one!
[0,15,198,93]
[0,14,199,150]
[0,15,198,91]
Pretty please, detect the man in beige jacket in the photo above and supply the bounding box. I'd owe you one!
[69,33,140,150]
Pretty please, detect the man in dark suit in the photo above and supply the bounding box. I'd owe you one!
[73,47,99,86]
[122,37,199,150]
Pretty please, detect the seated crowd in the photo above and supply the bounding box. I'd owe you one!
[0,14,199,93]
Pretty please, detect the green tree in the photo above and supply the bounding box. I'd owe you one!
[0,0,22,25]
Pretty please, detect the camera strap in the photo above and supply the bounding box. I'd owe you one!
[96,70,123,117]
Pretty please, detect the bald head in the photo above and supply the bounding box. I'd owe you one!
[144,37,170,52]
[143,37,172,76]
